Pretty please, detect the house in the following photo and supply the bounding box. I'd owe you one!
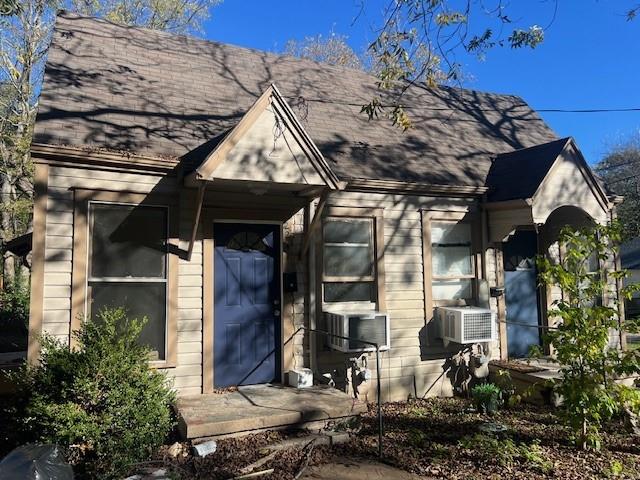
[27,13,621,405]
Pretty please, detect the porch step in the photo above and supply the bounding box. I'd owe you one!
[175,384,367,439]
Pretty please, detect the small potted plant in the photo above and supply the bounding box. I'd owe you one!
[471,383,502,414]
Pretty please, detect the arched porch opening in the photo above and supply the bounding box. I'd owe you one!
[502,205,600,359]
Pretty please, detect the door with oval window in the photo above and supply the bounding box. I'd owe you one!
[504,230,541,358]
[213,223,281,387]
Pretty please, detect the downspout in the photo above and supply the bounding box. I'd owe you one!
[480,193,489,281]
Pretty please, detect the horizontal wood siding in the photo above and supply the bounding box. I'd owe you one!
[315,191,488,402]
[38,162,507,402]
[41,164,202,395]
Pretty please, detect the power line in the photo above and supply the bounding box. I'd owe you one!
[298,97,640,114]
[537,108,640,114]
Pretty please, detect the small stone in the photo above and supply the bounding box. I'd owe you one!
[167,442,188,458]
[324,431,350,445]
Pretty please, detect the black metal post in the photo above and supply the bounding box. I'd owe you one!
[375,345,383,458]
[286,326,384,458]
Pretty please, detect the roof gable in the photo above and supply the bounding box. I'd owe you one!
[192,85,341,189]
[531,139,610,224]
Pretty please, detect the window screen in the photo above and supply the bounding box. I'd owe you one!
[323,217,375,304]
[88,203,168,360]
[431,221,474,302]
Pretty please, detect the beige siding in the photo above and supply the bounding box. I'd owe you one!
[41,164,202,395]
[212,107,326,186]
[314,190,486,402]
[38,163,508,402]
[533,148,609,225]
[283,209,307,370]
[165,197,203,392]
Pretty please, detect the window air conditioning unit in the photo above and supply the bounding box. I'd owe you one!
[437,306,496,344]
[324,311,390,352]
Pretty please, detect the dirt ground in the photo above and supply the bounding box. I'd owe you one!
[301,458,425,479]
[158,397,640,479]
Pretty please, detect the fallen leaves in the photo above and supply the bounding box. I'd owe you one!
[157,397,640,479]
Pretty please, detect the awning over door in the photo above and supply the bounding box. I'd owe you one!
[181,84,343,258]
[484,137,614,243]
[184,83,342,192]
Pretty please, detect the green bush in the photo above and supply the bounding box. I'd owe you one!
[538,223,640,449]
[459,434,553,473]
[9,307,175,479]
[0,274,30,352]
[471,383,501,414]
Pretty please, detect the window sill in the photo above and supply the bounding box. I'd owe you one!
[149,360,176,369]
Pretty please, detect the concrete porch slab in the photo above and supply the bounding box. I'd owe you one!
[176,384,367,439]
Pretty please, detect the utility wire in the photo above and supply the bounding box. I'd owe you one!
[297,97,640,114]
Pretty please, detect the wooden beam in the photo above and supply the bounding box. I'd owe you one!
[187,183,206,261]
[300,190,329,259]
[27,163,49,364]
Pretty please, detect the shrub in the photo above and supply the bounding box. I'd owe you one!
[407,428,429,448]
[538,223,640,449]
[471,383,501,414]
[9,307,175,479]
[459,433,518,466]
[459,434,553,473]
[0,274,30,352]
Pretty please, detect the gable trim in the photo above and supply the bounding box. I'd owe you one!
[532,138,610,212]
[194,84,342,190]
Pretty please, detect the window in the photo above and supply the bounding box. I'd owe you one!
[322,217,376,303]
[431,221,474,302]
[87,203,168,360]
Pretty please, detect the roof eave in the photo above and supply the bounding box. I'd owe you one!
[345,178,488,197]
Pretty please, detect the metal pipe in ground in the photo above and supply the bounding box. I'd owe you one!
[375,346,383,458]
[287,327,385,458]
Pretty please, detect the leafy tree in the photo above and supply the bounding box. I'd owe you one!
[284,32,365,70]
[363,1,639,128]
[0,0,19,15]
[67,0,221,34]
[595,134,640,241]
[537,223,640,449]
[0,0,56,284]
[0,0,221,284]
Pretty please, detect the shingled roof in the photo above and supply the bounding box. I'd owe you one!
[486,137,571,202]
[34,13,559,188]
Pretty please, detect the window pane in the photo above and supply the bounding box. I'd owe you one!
[432,245,473,276]
[432,279,473,300]
[90,204,167,278]
[324,218,371,244]
[587,252,599,273]
[89,282,166,360]
[324,245,373,277]
[324,282,374,303]
[431,222,471,245]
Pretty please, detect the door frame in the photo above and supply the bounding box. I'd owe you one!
[502,228,543,358]
[202,211,285,393]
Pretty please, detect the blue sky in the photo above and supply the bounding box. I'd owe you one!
[203,1,640,164]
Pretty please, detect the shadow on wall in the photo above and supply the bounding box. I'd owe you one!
[35,15,610,400]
